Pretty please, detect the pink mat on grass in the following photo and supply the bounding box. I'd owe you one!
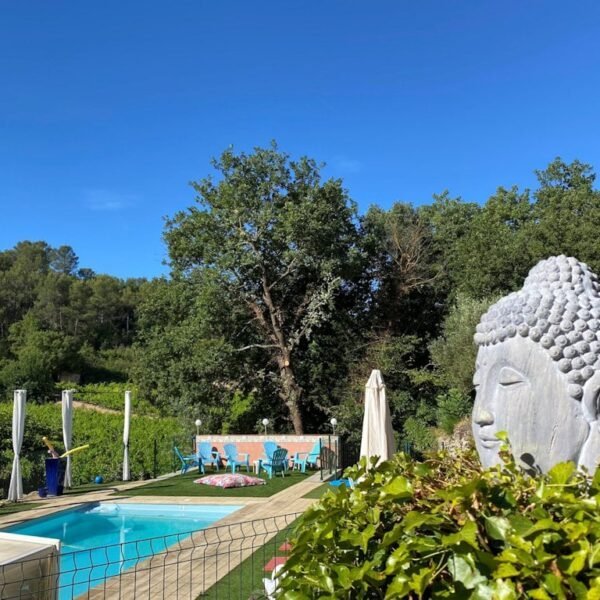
[194,473,266,488]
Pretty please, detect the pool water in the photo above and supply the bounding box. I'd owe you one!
[5,502,242,599]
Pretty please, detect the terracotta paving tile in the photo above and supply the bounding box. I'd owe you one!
[263,556,288,572]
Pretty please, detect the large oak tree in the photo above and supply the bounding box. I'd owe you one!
[164,144,361,433]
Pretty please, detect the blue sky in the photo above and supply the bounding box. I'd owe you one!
[2,1,600,278]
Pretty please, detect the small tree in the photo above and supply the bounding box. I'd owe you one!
[429,293,497,396]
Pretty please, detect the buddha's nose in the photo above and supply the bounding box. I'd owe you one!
[474,409,494,426]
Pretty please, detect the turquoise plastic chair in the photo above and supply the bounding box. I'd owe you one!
[263,440,289,472]
[293,439,322,473]
[262,441,278,461]
[223,443,250,473]
[263,448,288,479]
[198,442,220,471]
[174,447,203,475]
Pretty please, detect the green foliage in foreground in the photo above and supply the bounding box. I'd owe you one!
[0,403,188,498]
[279,448,600,598]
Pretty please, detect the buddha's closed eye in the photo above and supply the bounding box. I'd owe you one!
[499,367,526,387]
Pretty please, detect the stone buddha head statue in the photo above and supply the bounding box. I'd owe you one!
[472,255,600,473]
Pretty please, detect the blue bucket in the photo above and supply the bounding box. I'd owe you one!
[45,458,67,496]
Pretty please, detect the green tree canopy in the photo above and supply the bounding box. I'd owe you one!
[0,241,145,398]
[4,155,600,445]
[164,143,362,432]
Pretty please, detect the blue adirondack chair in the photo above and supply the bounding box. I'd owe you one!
[262,440,278,461]
[223,443,250,473]
[263,448,288,479]
[198,442,220,471]
[293,440,322,473]
[174,446,203,475]
[262,440,289,472]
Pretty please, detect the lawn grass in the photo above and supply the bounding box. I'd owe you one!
[64,481,122,495]
[0,501,44,517]
[1,470,314,517]
[0,480,125,518]
[302,483,331,499]
[199,520,297,599]
[116,469,314,497]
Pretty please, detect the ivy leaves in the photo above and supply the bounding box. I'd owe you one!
[279,450,600,598]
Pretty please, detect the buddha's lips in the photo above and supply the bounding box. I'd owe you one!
[478,434,501,448]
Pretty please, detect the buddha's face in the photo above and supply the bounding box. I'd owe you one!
[472,336,590,472]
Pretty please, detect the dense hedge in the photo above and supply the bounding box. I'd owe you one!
[0,402,189,498]
[280,446,600,598]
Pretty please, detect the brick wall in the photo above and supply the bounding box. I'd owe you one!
[195,434,339,466]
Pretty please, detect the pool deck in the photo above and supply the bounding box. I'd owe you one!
[0,470,324,528]
[0,471,328,599]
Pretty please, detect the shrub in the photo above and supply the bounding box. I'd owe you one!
[435,388,472,434]
[402,402,437,454]
[429,293,497,396]
[279,446,600,598]
[221,391,257,434]
[0,402,188,497]
[78,345,134,383]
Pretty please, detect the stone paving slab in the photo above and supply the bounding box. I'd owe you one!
[0,478,159,528]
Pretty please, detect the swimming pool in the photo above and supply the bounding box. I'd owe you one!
[5,502,242,599]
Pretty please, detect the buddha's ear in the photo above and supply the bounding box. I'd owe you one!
[582,370,600,423]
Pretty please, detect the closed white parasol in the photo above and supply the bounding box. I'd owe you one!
[62,389,74,488]
[360,370,396,467]
[8,389,27,501]
[123,390,131,481]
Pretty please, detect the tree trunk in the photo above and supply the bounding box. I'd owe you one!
[278,356,304,434]
[254,271,305,433]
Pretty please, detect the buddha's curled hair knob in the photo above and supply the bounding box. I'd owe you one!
[475,256,600,400]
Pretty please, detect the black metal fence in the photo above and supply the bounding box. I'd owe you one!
[315,435,349,481]
[339,436,360,470]
[315,434,407,480]
[0,513,301,599]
